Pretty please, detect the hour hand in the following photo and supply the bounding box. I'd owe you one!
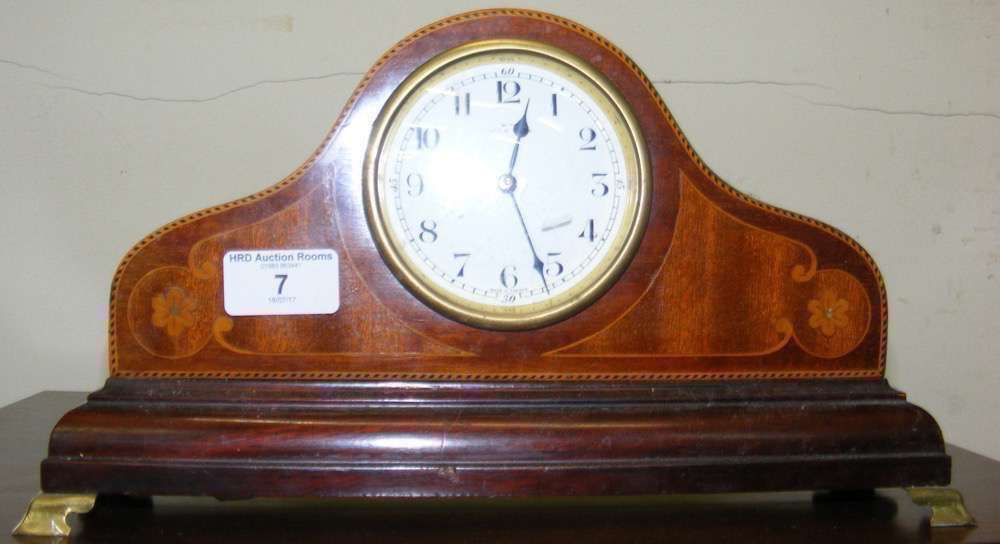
[513,99,531,140]
[507,99,531,173]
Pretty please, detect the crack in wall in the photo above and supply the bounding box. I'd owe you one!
[5,52,997,122]
[0,57,68,80]
[798,97,1000,121]
[43,76,832,105]
[44,71,365,104]
[652,78,830,90]
[47,76,830,105]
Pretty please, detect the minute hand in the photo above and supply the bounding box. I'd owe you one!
[509,192,549,293]
[502,99,549,293]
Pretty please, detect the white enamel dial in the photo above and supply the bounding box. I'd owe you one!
[366,42,648,329]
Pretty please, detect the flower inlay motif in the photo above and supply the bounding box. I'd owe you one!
[807,289,850,337]
[151,286,197,337]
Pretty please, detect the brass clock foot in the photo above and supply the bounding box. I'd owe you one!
[906,487,976,528]
[12,493,97,537]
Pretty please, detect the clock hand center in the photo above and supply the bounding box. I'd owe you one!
[498,173,517,193]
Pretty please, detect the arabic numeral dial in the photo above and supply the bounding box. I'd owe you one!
[373,51,642,329]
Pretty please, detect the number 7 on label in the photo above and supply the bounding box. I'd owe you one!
[274,274,288,295]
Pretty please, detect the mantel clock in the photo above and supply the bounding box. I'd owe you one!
[16,9,971,536]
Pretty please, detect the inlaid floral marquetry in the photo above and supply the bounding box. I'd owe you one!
[151,287,197,337]
[808,290,851,337]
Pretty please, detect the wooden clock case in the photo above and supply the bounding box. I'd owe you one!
[39,9,948,501]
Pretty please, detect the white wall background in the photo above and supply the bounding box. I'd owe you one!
[1,1,997,459]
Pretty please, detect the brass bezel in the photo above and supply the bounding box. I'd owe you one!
[363,39,651,330]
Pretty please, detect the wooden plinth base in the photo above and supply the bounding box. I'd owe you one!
[39,378,949,499]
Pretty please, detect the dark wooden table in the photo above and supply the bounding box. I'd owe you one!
[2,391,997,543]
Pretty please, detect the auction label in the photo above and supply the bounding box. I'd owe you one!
[223,249,339,316]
